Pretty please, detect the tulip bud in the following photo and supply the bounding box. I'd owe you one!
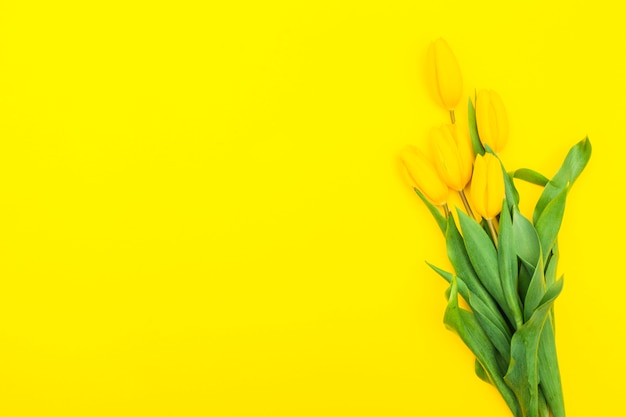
[430,124,474,191]
[426,38,463,111]
[475,90,509,153]
[400,146,449,206]
[471,153,505,219]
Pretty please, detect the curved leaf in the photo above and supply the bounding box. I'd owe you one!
[475,359,492,384]
[498,200,524,329]
[538,316,565,417]
[544,248,559,287]
[445,278,521,417]
[512,168,549,187]
[457,210,509,321]
[414,187,447,234]
[468,97,485,156]
[445,216,503,319]
[533,137,591,223]
[504,280,564,417]
[512,206,541,270]
[535,186,568,261]
[523,255,545,322]
[469,292,512,361]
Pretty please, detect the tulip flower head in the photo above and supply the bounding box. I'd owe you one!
[476,90,509,154]
[470,153,505,220]
[430,124,474,192]
[426,38,463,112]
[400,146,449,206]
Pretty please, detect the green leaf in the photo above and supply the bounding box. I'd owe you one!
[445,216,503,319]
[523,256,545,322]
[475,359,492,384]
[498,201,523,329]
[512,168,550,187]
[504,279,564,417]
[427,262,470,301]
[445,278,521,417]
[429,263,511,363]
[518,264,533,306]
[468,97,485,156]
[504,170,521,209]
[535,186,568,261]
[538,316,565,417]
[485,147,519,210]
[533,137,591,223]
[456,210,509,322]
[414,187,447,234]
[544,248,559,287]
[512,206,541,271]
[429,264,511,361]
[469,291,512,361]
[538,388,550,417]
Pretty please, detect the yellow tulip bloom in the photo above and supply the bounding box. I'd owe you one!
[430,124,474,191]
[476,90,509,153]
[400,146,449,206]
[471,153,505,219]
[426,38,463,111]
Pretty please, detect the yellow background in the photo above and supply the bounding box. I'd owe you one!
[0,1,624,416]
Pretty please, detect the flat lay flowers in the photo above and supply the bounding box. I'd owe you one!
[401,38,591,417]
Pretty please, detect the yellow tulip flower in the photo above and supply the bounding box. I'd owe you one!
[426,38,463,114]
[400,146,449,206]
[430,124,474,191]
[471,153,505,220]
[476,90,509,153]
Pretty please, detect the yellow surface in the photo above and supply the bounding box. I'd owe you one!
[0,1,623,416]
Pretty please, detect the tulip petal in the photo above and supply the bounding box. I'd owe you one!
[470,154,487,219]
[431,125,467,191]
[476,90,508,154]
[490,91,509,152]
[400,147,449,205]
[452,123,475,187]
[485,154,505,218]
[430,38,463,110]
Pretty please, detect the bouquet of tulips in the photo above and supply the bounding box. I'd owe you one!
[400,39,591,417]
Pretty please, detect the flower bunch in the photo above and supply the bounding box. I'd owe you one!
[401,38,591,417]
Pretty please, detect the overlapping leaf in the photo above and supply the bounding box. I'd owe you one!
[504,280,563,417]
[445,278,521,417]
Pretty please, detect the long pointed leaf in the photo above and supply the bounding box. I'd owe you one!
[498,200,523,329]
[533,137,591,223]
[523,255,545,322]
[512,206,541,269]
[445,216,503,320]
[538,315,565,417]
[414,187,447,234]
[469,292,512,361]
[428,263,511,362]
[427,262,470,301]
[468,97,485,156]
[445,278,521,417]
[475,359,492,384]
[535,186,568,261]
[544,249,559,287]
[504,280,564,417]
[457,210,511,323]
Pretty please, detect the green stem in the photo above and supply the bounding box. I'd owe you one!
[458,190,474,219]
[487,218,498,248]
[442,203,450,218]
